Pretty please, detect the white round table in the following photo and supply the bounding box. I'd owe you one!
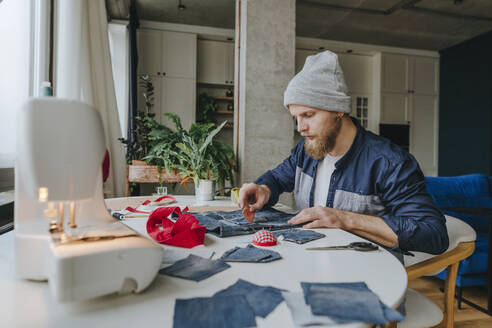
[0,196,407,328]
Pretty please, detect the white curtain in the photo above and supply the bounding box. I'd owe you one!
[55,0,126,197]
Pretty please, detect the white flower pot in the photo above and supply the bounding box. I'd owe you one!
[195,179,215,201]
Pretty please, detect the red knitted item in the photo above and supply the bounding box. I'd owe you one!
[146,206,205,248]
[252,229,277,247]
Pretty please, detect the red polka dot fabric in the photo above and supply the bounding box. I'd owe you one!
[252,230,277,247]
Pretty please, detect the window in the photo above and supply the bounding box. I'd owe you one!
[352,95,369,128]
[0,0,33,168]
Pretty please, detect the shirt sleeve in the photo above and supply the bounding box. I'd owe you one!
[254,141,301,207]
[379,154,449,255]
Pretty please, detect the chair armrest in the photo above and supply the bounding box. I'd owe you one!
[406,241,475,280]
[442,206,492,219]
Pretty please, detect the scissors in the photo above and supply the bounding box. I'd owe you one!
[306,242,379,252]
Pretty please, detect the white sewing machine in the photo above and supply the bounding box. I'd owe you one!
[15,98,163,302]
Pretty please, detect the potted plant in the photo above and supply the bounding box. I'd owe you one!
[120,76,182,195]
[150,114,234,200]
[120,77,236,197]
[172,121,227,200]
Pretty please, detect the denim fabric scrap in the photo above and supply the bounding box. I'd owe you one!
[159,254,230,282]
[301,282,404,324]
[213,279,285,318]
[190,208,299,238]
[221,244,282,263]
[273,228,326,244]
[282,291,337,327]
[173,295,256,328]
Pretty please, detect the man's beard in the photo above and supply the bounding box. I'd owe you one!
[304,119,342,160]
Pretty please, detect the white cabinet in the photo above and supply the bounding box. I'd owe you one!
[381,54,410,94]
[381,93,410,124]
[161,78,196,130]
[409,95,438,176]
[380,53,438,125]
[197,40,234,85]
[412,56,439,95]
[226,42,234,84]
[137,29,196,129]
[138,29,196,79]
[379,53,439,176]
[163,32,196,79]
[381,54,438,96]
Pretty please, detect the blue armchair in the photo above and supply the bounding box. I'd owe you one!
[425,174,491,314]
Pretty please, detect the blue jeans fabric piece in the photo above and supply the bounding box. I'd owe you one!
[213,279,285,318]
[173,295,256,328]
[190,208,300,237]
[159,254,230,282]
[282,291,337,326]
[273,228,325,244]
[221,244,282,263]
[301,282,404,324]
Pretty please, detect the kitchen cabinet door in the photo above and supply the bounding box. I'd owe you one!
[380,92,410,124]
[409,94,438,176]
[381,54,410,94]
[412,56,439,96]
[197,40,230,85]
[226,42,235,84]
[137,29,162,76]
[162,31,196,79]
[161,77,196,130]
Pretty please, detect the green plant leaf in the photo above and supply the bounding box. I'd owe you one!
[199,120,227,154]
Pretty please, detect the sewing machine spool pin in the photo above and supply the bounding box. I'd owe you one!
[58,202,64,232]
[69,202,77,229]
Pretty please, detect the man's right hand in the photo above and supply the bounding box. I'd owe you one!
[237,183,271,222]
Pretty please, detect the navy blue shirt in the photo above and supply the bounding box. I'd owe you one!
[255,118,449,255]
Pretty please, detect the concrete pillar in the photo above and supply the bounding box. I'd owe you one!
[235,0,295,206]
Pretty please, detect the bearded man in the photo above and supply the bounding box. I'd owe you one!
[238,50,448,255]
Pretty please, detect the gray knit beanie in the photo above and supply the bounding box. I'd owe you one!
[284,50,351,113]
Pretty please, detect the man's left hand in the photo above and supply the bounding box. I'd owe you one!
[288,206,349,229]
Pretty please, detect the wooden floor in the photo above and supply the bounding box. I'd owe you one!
[409,277,492,327]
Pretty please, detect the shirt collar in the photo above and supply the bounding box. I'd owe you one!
[334,117,365,169]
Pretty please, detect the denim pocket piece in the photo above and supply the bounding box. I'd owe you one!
[301,282,404,325]
[159,254,230,282]
[214,279,285,318]
[220,244,282,263]
[174,295,256,328]
[273,228,325,244]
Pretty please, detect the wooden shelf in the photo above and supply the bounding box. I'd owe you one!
[197,82,234,87]
[214,96,234,101]
[215,110,234,115]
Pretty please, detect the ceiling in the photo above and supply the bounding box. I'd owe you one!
[106,0,492,51]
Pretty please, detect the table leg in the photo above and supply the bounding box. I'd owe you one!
[488,218,491,312]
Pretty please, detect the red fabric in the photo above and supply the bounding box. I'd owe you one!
[102,150,110,182]
[252,230,277,247]
[146,206,205,248]
[142,195,176,205]
[125,206,150,214]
